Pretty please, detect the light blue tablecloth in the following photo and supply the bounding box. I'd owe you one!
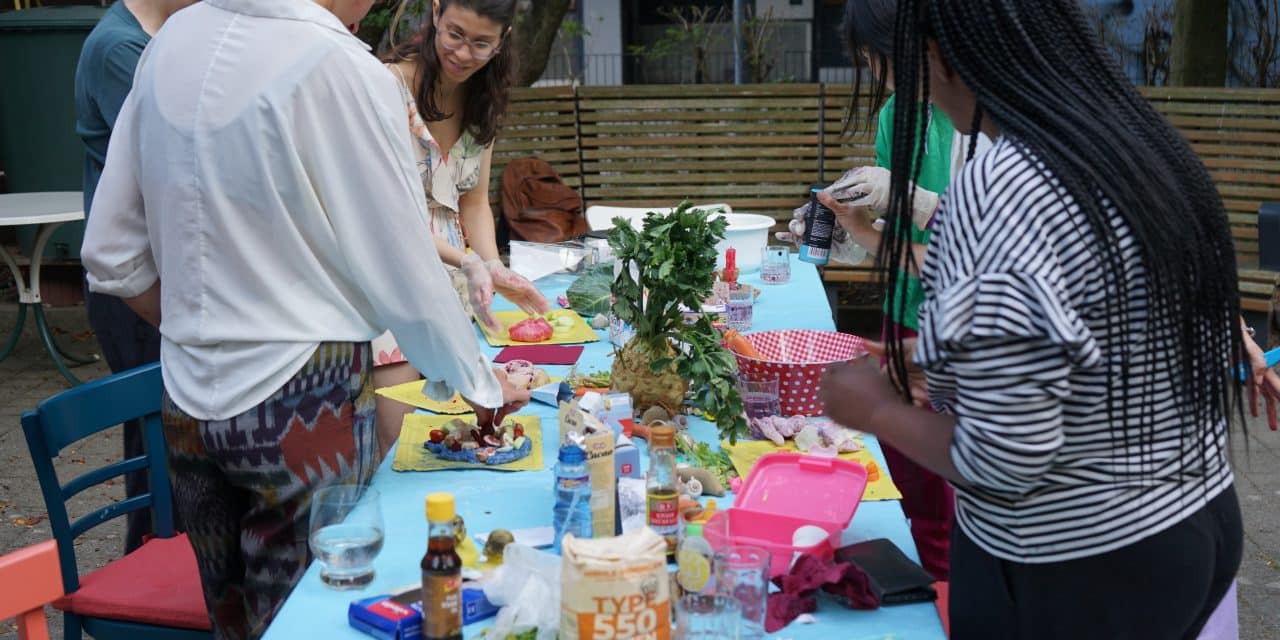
[264,256,946,640]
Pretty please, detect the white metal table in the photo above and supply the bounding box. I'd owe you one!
[0,191,99,384]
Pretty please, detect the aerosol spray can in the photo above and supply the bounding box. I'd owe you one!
[799,185,835,265]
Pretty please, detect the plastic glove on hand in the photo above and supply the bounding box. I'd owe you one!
[831,166,939,230]
[487,259,550,317]
[774,204,809,247]
[461,253,500,332]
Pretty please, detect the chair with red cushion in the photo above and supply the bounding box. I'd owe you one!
[21,362,212,640]
[0,539,62,640]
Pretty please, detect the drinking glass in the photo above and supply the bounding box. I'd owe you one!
[676,594,741,640]
[714,545,770,640]
[308,485,384,589]
[726,286,753,332]
[736,373,781,421]
[760,245,791,284]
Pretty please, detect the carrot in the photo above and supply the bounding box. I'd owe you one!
[865,461,881,483]
[724,329,765,360]
[631,421,653,441]
[677,495,700,516]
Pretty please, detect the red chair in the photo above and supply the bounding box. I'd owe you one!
[0,540,62,640]
[21,363,212,639]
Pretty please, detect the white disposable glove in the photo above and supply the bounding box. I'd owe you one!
[486,259,550,318]
[830,166,940,230]
[460,253,501,333]
[461,254,552,334]
[773,204,869,266]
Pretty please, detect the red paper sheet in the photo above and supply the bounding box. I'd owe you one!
[493,345,584,365]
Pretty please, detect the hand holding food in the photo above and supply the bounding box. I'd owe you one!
[502,359,551,391]
[464,367,531,428]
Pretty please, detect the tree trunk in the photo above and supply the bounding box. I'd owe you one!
[1170,0,1229,86]
[513,0,574,87]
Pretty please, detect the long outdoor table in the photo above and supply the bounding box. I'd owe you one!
[264,255,947,640]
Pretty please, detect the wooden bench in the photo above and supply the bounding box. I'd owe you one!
[1143,87,1280,342]
[492,84,1280,338]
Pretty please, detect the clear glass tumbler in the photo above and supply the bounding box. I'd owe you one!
[676,594,741,640]
[308,485,384,589]
[760,245,791,284]
[736,374,781,421]
[714,545,771,640]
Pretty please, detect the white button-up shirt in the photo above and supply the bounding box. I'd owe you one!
[83,0,502,420]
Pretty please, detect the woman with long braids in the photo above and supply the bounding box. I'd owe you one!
[820,0,1265,636]
[372,0,548,450]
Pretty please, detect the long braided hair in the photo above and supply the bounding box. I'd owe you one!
[878,0,1244,467]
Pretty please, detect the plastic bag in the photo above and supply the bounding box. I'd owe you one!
[483,544,561,640]
[509,241,590,282]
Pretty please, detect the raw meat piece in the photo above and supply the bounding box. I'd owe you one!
[508,317,554,342]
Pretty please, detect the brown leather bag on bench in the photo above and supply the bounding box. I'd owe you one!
[500,157,589,243]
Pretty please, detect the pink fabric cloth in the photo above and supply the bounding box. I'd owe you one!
[765,553,880,633]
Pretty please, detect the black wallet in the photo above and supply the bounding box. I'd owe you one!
[832,538,938,605]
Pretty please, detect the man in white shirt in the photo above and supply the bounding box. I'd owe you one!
[81,0,527,635]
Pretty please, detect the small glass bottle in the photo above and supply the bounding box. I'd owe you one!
[421,493,463,640]
[646,425,680,557]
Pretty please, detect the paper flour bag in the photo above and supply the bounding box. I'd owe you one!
[560,528,671,640]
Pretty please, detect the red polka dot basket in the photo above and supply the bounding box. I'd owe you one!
[730,330,869,417]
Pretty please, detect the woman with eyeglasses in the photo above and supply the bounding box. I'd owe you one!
[375,0,548,449]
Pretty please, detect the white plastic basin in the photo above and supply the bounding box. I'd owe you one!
[715,213,775,272]
[584,205,774,272]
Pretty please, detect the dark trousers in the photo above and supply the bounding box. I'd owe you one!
[85,286,163,553]
[950,484,1243,640]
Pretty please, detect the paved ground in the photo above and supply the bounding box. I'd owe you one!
[0,303,1277,638]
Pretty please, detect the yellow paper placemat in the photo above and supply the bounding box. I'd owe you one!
[393,414,544,472]
[721,439,903,502]
[377,380,471,414]
[477,310,600,347]
[376,377,561,415]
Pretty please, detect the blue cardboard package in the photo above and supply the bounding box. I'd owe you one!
[349,584,498,640]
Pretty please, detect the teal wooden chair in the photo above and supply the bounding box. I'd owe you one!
[21,362,212,639]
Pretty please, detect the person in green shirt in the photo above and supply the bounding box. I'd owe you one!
[779,0,987,582]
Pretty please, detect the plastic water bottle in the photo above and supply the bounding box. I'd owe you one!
[552,445,593,552]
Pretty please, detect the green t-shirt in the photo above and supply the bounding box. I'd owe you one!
[874,95,956,330]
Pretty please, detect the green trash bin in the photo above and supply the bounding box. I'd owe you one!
[0,5,106,260]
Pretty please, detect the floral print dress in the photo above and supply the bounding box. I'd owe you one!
[373,65,490,367]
